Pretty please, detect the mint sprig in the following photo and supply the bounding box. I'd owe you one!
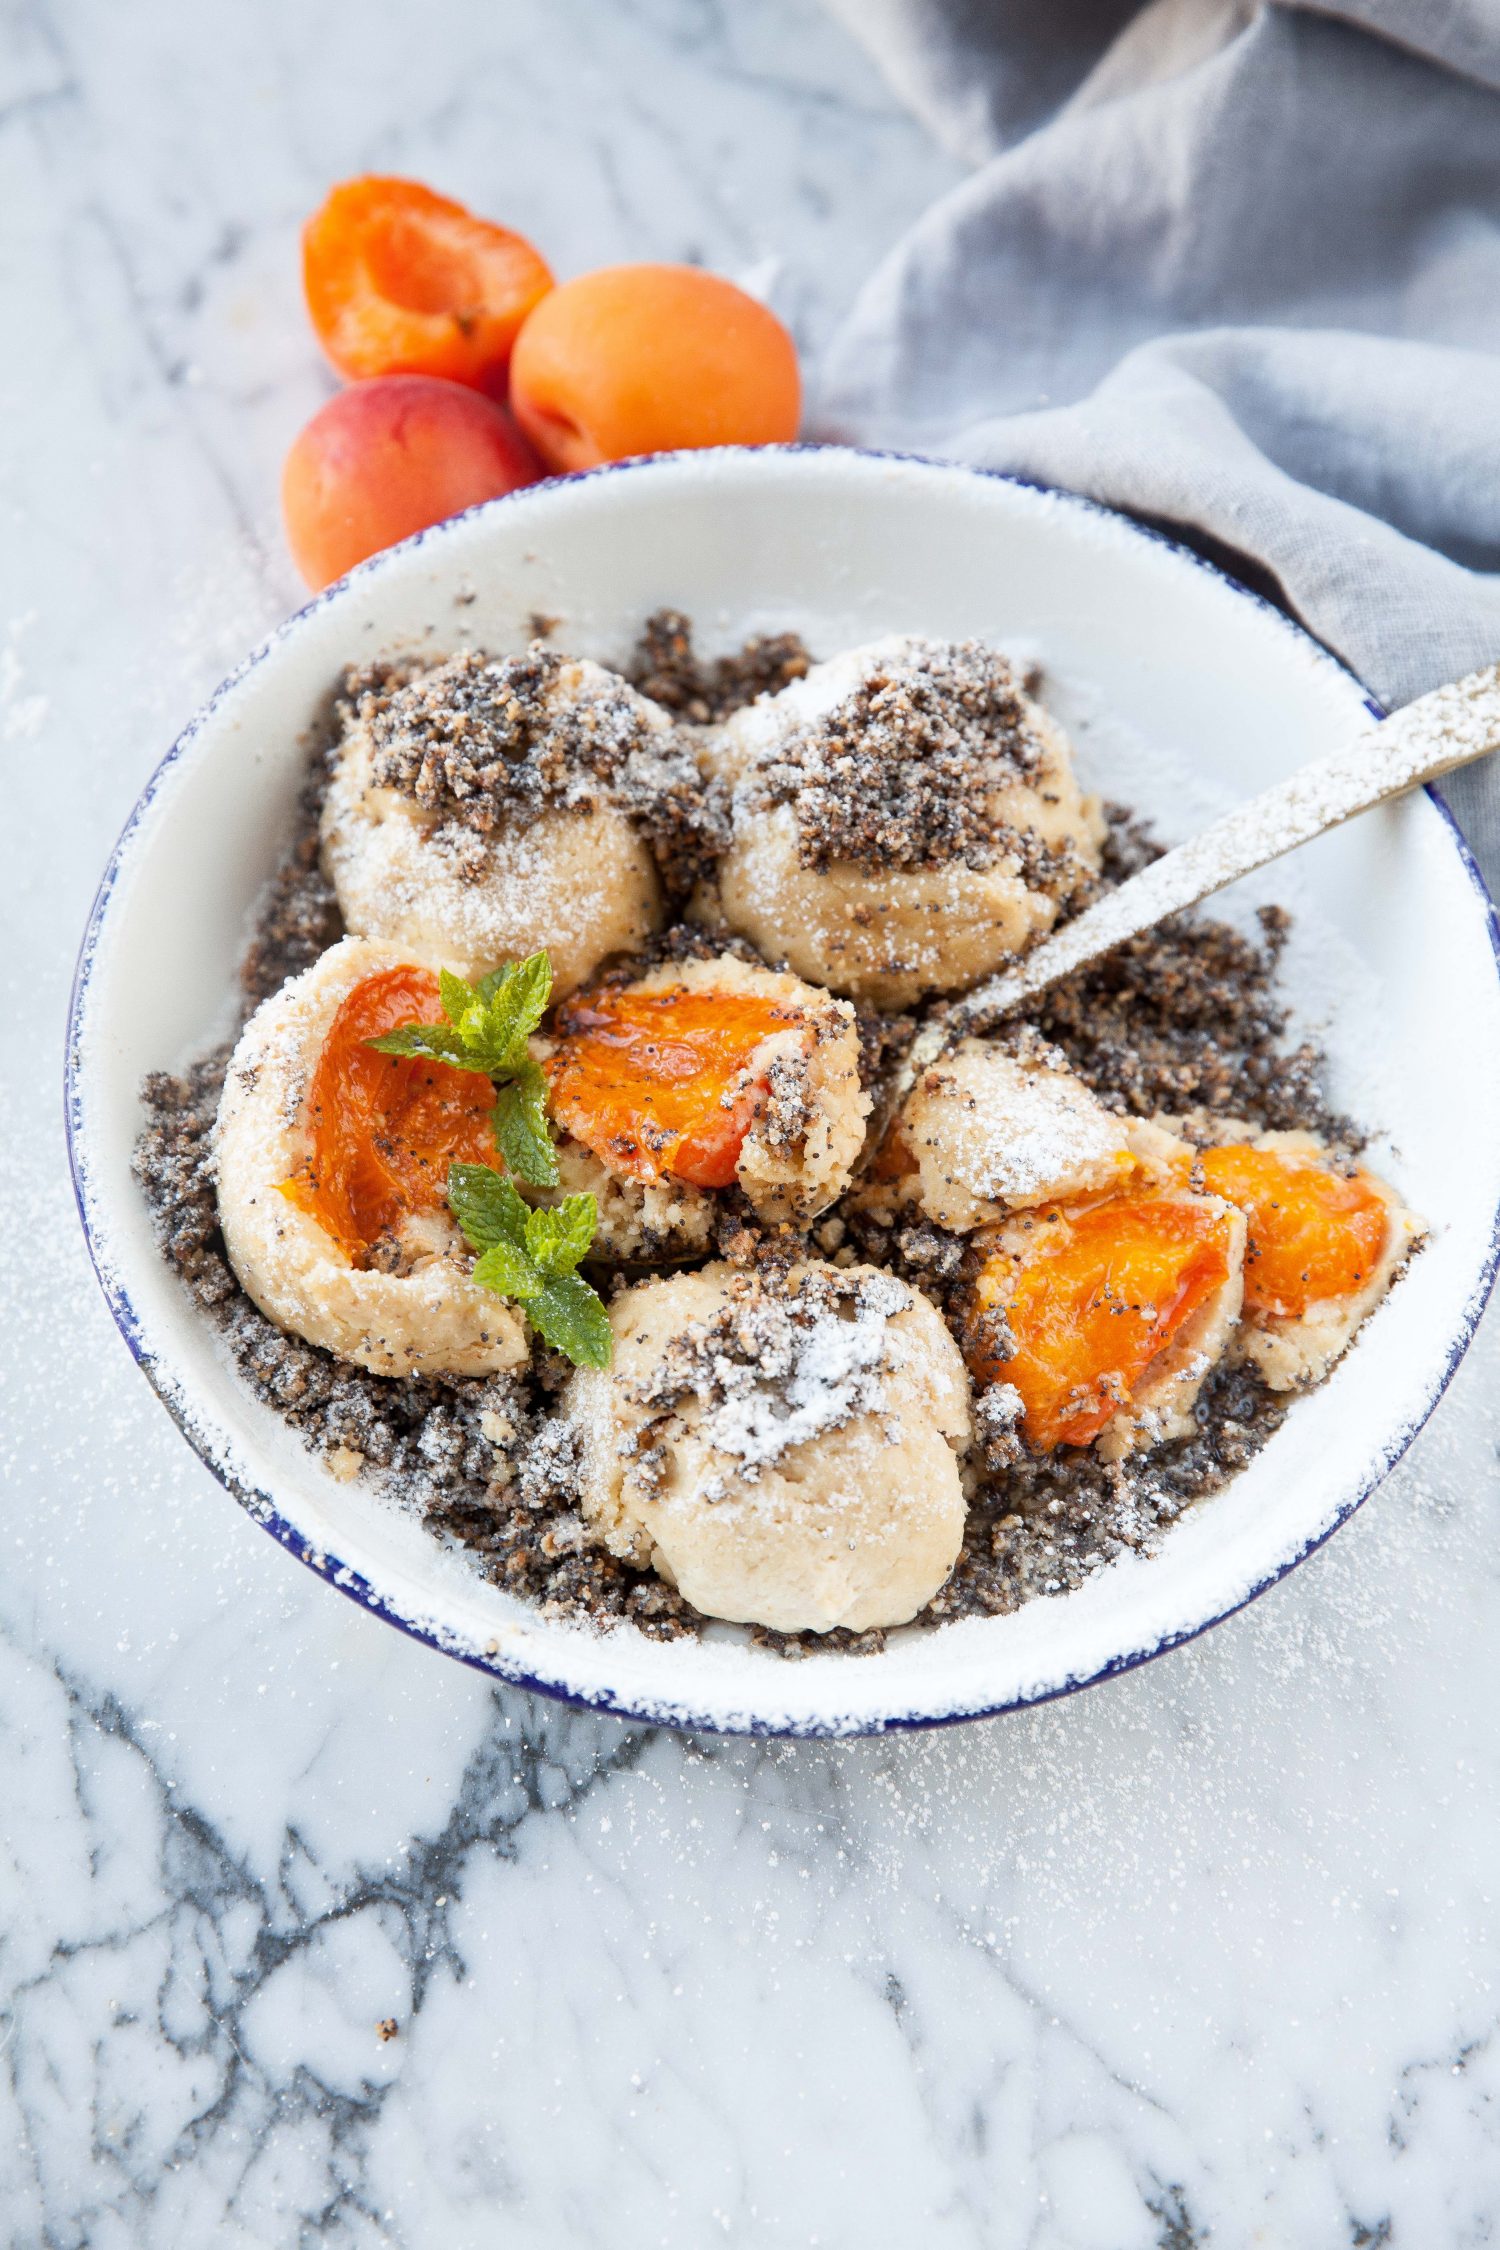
[367,953,559,1187]
[447,1164,612,1369]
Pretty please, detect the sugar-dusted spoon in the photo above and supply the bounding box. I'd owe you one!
[886,661,1500,1113]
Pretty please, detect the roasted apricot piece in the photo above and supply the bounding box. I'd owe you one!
[546,987,805,1189]
[281,966,498,1261]
[303,176,554,389]
[282,374,540,590]
[509,263,800,472]
[1197,1143,1389,1317]
[968,1196,1238,1451]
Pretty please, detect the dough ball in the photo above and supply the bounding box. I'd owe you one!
[321,650,672,996]
[214,936,527,1378]
[704,636,1104,1007]
[545,951,870,1227]
[567,1260,971,1633]
[870,1038,1186,1232]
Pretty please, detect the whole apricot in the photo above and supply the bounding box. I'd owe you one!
[509,264,800,472]
[282,375,540,591]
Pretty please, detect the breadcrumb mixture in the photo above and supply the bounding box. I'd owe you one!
[135,623,1340,1655]
[357,644,728,898]
[750,639,1043,874]
[627,607,812,723]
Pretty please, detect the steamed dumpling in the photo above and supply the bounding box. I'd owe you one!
[320,648,700,996]
[867,1037,1186,1232]
[702,636,1104,1008]
[566,1259,971,1633]
[215,935,527,1378]
[541,950,870,1230]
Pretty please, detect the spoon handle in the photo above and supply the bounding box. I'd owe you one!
[954,660,1500,1031]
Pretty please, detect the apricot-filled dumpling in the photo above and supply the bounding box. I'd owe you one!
[215,936,526,1377]
[540,951,869,1231]
[966,1189,1246,1461]
[321,648,719,996]
[864,1036,1186,1232]
[567,1260,971,1633]
[1194,1130,1421,1390]
[703,637,1103,1007]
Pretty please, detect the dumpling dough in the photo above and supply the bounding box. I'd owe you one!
[214,935,527,1378]
[1220,1130,1422,1392]
[868,1038,1185,1232]
[525,1137,715,1266]
[703,636,1104,1008]
[567,1259,972,1633]
[321,652,669,996]
[543,952,870,1229]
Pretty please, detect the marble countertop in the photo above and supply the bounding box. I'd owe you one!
[7,1,1500,2241]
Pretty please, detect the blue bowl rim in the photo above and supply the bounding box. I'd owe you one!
[63,441,1500,1738]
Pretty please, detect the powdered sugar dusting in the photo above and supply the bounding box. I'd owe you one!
[636,1266,910,1482]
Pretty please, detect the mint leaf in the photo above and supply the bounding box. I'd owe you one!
[524,1194,596,1276]
[491,1064,559,1188]
[448,1162,610,1368]
[447,1163,531,1254]
[365,1022,483,1069]
[439,966,481,1032]
[526,1273,613,1368]
[472,1239,544,1300]
[469,951,552,1069]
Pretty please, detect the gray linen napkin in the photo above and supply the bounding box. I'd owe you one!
[817,0,1500,881]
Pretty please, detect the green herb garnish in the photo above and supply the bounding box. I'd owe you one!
[447,1164,612,1369]
[367,953,559,1187]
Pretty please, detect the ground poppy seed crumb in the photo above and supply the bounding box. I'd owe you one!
[135,626,1352,1655]
[751,639,1049,876]
[627,607,813,723]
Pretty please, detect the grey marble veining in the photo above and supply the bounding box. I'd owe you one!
[5,2,1500,2243]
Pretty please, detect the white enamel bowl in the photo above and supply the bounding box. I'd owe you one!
[67,447,1500,1736]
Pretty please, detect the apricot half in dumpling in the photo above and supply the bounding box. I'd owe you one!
[703,636,1103,1008]
[1194,1131,1421,1391]
[321,647,710,997]
[965,1188,1246,1462]
[215,936,526,1377]
[537,950,869,1242]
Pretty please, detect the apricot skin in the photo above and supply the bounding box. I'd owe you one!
[282,375,541,591]
[509,263,800,472]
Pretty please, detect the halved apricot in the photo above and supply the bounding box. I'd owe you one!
[969,1196,1238,1451]
[1197,1144,1388,1317]
[280,966,498,1261]
[303,176,554,389]
[546,986,805,1189]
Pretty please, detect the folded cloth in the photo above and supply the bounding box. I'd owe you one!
[817,0,1500,879]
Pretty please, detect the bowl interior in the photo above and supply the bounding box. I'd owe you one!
[69,448,1500,1735]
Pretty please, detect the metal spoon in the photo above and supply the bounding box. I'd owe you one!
[885,660,1500,1117]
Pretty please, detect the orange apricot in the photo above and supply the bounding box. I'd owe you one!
[1196,1143,1389,1317]
[303,176,554,390]
[547,985,806,1189]
[281,375,541,591]
[280,966,498,1261]
[968,1196,1238,1452]
[509,263,801,472]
